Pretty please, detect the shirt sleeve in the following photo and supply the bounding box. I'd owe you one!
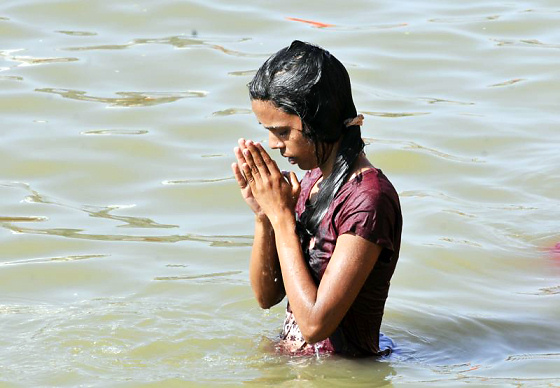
[336,190,396,261]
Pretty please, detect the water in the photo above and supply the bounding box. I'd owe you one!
[1,0,559,386]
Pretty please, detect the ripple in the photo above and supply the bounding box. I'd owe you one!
[362,111,430,118]
[162,177,234,185]
[0,51,78,67]
[83,205,178,229]
[212,108,252,117]
[2,223,251,247]
[363,138,483,163]
[489,78,526,87]
[62,35,258,57]
[201,154,225,158]
[0,75,23,81]
[491,38,560,49]
[521,286,560,296]
[55,30,97,36]
[0,216,47,222]
[2,254,108,266]
[506,353,560,361]
[331,22,409,31]
[154,270,242,281]
[439,237,483,248]
[418,97,475,106]
[442,210,476,219]
[35,88,207,107]
[429,15,500,23]
[80,129,149,136]
[431,362,482,374]
[413,375,560,385]
[7,182,176,229]
[228,69,256,76]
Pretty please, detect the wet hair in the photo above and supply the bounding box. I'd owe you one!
[248,40,365,235]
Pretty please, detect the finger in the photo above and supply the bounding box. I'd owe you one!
[234,146,247,165]
[242,146,266,180]
[281,170,291,183]
[289,171,300,190]
[231,162,248,189]
[289,171,299,187]
[245,141,271,176]
[255,142,280,175]
[290,171,301,199]
[241,162,256,186]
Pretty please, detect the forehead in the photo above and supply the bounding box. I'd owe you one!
[251,100,302,131]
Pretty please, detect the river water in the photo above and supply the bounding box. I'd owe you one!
[1,0,559,386]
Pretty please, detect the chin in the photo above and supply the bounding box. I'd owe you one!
[298,163,314,171]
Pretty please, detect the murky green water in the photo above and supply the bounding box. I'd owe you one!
[1,0,559,386]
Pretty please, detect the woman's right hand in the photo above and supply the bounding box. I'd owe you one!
[232,138,266,220]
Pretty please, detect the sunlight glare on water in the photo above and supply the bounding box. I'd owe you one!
[0,0,559,386]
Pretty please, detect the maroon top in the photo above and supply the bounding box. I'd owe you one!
[293,166,402,356]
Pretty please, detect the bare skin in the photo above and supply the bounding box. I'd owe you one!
[231,100,382,344]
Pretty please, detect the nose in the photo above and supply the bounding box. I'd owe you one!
[268,132,284,150]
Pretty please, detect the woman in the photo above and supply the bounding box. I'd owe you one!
[231,41,402,357]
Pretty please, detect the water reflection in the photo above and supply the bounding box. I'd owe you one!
[35,88,207,107]
[1,181,251,247]
[489,78,526,87]
[491,38,560,49]
[2,254,108,266]
[245,352,397,386]
[2,223,252,247]
[163,177,234,185]
[62,35,258,58]
[55,30,97,36]
[0,49,78,67]
[81,129,149,136]
[363,138,483,163]
[154,270,242,281]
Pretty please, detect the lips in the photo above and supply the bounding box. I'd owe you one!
[287,157,296,164]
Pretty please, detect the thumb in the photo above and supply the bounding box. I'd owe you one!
[289,171,300,195]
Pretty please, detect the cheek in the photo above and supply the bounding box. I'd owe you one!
[297,136,315,153]
[300,142,319,167]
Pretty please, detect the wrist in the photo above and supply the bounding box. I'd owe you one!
[255,215,272,228]
[270,211,296,233]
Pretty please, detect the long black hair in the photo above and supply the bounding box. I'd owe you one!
[248,40,365,235]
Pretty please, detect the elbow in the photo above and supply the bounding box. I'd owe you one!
[256,297,275,310]
[255,292,285,310]
[299,322,334,345]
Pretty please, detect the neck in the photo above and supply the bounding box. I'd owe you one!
[318,140,341,178]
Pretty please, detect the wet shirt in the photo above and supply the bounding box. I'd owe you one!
[281,166,402,356]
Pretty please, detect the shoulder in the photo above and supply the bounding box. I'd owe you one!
[337,168,399,212]
[333,167,402,257]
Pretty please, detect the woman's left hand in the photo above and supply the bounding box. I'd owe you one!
[241,140,300,225]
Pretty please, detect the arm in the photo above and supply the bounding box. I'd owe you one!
[273,218,381,343]
[249,217,285,309]
[241,141,382,343]
[232,139,285,309]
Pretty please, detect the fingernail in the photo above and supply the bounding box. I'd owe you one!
[247,140,253,145]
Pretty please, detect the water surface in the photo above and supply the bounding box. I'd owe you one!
[1,0,559,386]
